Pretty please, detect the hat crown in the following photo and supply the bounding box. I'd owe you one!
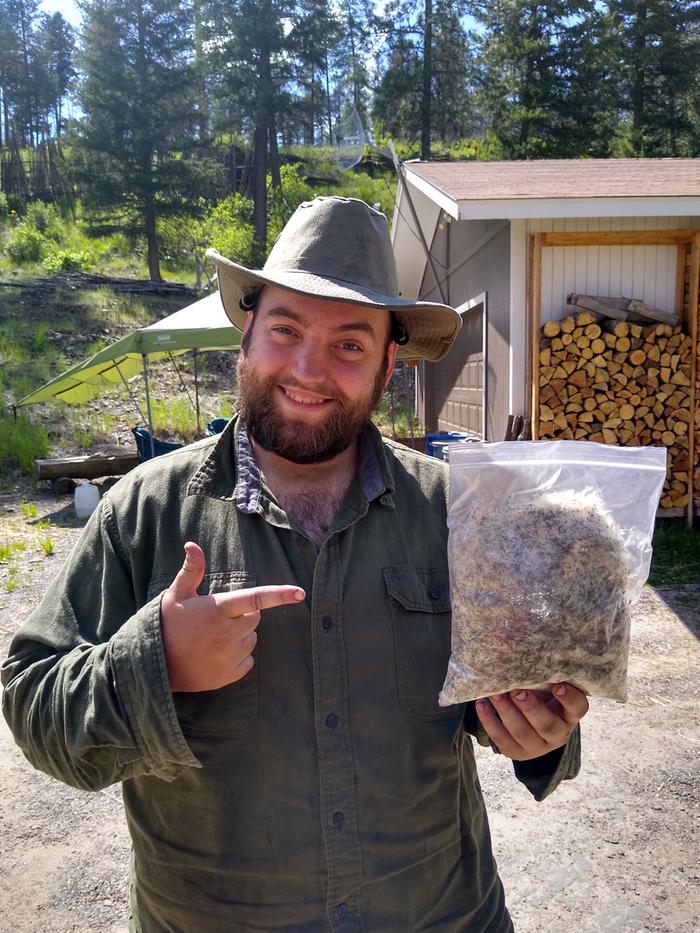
[264,196,399,298]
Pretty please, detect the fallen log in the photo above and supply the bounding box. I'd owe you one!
[567,293,679,327]
[35,453,140,480]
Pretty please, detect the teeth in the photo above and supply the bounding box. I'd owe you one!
[285,389,325,405]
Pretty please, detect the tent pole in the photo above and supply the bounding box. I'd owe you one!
[193,350,201,434]
[166,351,197,413]
[115,361,147,425]
[142,354,155,458]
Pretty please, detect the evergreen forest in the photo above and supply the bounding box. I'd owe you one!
[0,0,699,280]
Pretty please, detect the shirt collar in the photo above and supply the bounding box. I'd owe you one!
[187,416,396,509]
[233,419,394,514]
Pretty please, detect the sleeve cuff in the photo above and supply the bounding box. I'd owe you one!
[109,593,201,780]
[513,725,581,801]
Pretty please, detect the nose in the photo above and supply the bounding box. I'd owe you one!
[290,340,328,384]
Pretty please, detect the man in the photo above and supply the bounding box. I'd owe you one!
[2,196,587,932]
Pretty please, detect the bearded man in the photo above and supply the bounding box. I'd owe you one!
[2,197,587,932]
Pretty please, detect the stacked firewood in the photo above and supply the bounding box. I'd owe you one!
[538,309,693,509]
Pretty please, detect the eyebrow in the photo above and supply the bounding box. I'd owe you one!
[263,307,379,338]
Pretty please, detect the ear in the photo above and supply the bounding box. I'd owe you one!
[242,310,254,338]
[382,341,399,389]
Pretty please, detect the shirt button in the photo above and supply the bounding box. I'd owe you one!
[428,587,442,601]
[335,903,348,918]
[332,811,345,827]
[321,616,332,631]
[326,713,338,730]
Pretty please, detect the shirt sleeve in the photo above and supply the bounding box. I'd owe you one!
[1,498,200,791]
[463,701,581,802]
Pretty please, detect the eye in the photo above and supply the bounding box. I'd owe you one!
[337,340,363,353]
[270,325,298,339]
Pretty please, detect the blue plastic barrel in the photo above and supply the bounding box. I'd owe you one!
[426,431,471,458]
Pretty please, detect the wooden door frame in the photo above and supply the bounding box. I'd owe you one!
[527,229,699,524]
[454,291,487,439]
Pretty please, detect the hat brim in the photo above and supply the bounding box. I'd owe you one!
[206,249,461,362]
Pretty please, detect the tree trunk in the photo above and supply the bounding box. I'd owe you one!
[252,121,267,259]
[421,0,432,160]
[193,0,208,143]
[631,2,648,155]
[269,120,281,189]
[144,199,161,281]
[325,54,333,143]
[308,69,315,146]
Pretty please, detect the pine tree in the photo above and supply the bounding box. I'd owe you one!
[468,0,569,158]
[74,0,199,279]
[331,0,375,128]
[202,0,296,256]
[34,12,75,139]
[373,0,477,153]
[0,0,41,147]
[611,0,700,156]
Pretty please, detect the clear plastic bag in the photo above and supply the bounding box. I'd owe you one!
[440,440,667,705]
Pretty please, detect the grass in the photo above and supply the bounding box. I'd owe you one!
[0,411,49,476]
[0,540,27,562]
[649,519,700,587]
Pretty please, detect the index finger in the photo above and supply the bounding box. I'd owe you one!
[216,584,306,617]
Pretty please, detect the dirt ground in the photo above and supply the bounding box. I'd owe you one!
[0,483,698,933]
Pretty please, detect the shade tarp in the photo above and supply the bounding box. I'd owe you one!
[17,292,241,407]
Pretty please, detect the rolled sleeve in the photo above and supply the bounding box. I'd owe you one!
[2,495,200,791]
[109,593,200,779]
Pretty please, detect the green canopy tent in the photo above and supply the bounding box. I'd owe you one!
[16,291,242,450]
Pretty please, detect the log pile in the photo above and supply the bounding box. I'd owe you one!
[537,309,693,510]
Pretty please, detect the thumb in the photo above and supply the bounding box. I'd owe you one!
[169,541,206,601]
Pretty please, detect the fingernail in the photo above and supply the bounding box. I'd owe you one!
[554,684,567,697]
[513,690,528,701]
[293,588,305,600]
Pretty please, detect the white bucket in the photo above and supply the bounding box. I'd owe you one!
[74,482,100,519]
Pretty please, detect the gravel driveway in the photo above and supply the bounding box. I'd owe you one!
[1,487,698,932]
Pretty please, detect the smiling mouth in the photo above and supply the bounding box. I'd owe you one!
[279,386,333,407]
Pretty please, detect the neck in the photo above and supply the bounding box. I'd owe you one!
[252,439,360,546]
[252,438,359,491]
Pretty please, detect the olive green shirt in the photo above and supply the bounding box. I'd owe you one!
[2,419,580,932]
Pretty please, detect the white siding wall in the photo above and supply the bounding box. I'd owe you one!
[527,216,700,322]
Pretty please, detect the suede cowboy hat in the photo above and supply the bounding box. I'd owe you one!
[206,195,461,361]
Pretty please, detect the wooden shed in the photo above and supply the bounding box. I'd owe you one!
[392,157,700,517]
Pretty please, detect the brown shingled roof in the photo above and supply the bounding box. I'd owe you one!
[406,158,700,201]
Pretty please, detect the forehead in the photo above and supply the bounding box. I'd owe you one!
[256,285,390,337]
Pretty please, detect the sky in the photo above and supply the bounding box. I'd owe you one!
[40,0,81,27]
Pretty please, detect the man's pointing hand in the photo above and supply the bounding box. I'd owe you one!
[161,541,306,693]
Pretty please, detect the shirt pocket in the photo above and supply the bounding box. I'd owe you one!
[384,564,463,722]
[167,570,259,739]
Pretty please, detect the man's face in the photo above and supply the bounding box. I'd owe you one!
[235,286,397,464]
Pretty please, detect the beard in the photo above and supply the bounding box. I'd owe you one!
[235,354,387,464]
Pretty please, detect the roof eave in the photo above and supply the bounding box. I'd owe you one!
[455,195,700,220]
[403,165,460,218]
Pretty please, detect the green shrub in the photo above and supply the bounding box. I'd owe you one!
[6,225,47,263]
[0,412,49,474]
[5,193,25,216]
[205,194,256,266]
[43,248,95,274]
[25,201,61,238]
[0,192,8,218]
